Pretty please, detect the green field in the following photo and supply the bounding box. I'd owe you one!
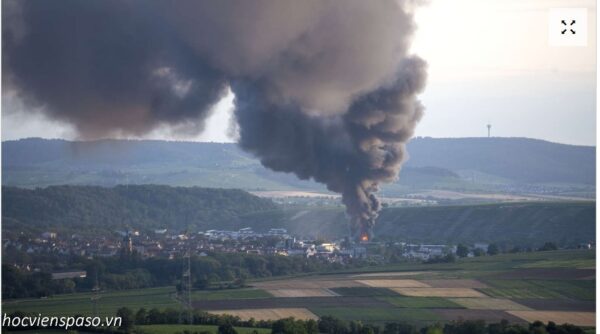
[481,280,566,299]
[327,249,596,276]
[378,296,463,309]
[523,280,593,300]
[192,288,272,301]
[137,324,271,334]
[2,287,276,318]
[2,287,181,317]
[519,258,595,269]
[479,279,595,300]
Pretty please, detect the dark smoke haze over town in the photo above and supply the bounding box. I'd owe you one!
[2,0,427,239]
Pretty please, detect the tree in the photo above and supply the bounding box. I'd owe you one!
[318,316,348,334]
[219,323,238,334]
[456,244,469,258]
[509,246,522,253]
[272,318,307,334]
[425,253,455,264]
[444,253,456,263]
[349,320,362,334]
[530,321,548,334]
[147,308,164,324]
[473,249,485,257]
[194,276,211,290]
[360,326,375,334]
[306,320,319,334]
[540,242,558,251]
[487,244,500,256]
[443,320,486,334]
[424,324,443,334]
[116,307,134,331]
[135,308,148,325]
[383,322,417,334]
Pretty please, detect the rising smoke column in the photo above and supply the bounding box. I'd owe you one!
[233,57,426,239]
[3,0,427,239]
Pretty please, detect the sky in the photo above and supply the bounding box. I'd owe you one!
[2,0,597,145]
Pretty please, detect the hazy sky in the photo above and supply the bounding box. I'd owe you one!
[412,0,596,145]
[2,0,597,145]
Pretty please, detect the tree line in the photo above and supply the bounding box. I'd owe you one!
[2,251,371,299]
[3,307,587,334]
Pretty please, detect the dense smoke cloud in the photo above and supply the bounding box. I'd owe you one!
[3,0,427,238]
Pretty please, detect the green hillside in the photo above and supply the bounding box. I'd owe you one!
[2,185,594,247]
[244,203,595,247]
[376,202,595,245]
[2,185,278,234]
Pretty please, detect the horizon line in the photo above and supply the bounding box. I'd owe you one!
[1,135,596,148]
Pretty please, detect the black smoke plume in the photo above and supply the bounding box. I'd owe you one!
[3,0,427,239]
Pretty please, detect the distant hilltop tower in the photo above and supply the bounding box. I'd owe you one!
[487,124,491,138]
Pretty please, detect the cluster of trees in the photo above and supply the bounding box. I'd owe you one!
[1,265,86,299]
[2,185,279,233]
[5,308,587,334]
[276,317,585,334]
[423,253,456,264]
[2,251,367,299]
[454,243,506,258]
[455,242,561,259]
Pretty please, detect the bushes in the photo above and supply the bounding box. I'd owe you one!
[219,323,238,334]
[272,318,318,334]
[539,242,558,252]
[424,253,456,264]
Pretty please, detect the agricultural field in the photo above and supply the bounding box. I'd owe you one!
[449,298,532,311]
[480,280,595,300]
[208,308,318,321]
[378,297,462,309]
[197,250,596,326]
[310,307,440,323]
[2,287,180,317]
[2,250,595,328]
[192,288,272,301]
[330,287,401,297]
[390,287,487,298]
[267,289,337,297]
[506,311,596,327]
[356,279,429,288]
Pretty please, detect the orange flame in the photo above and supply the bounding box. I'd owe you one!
[360,234,369,242]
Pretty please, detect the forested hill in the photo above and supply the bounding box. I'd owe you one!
[3,185,595,247]
[266,202,595,247]
[2,137,595,191]
[407,137,595,185]
[2,185,278,234]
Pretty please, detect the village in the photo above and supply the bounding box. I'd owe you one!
[1,226,501,273]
